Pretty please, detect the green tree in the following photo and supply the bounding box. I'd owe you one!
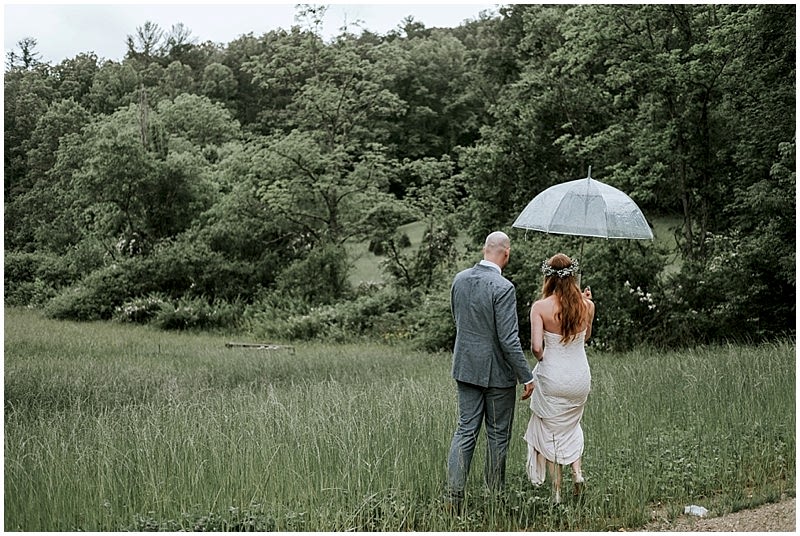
[52,53,100,105]
[160,60,195,98]
[246,25,403,246]
[4,65,55,201]
[371,157,460,291]
[382,29,482,165]
[5,37,43,70]
[201,62,238,104]
[125,21,166,65]
[87,61,139,114]
[5,98,92,250]
[157,93,240,147]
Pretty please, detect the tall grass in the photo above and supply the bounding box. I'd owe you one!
[5,308,794,530]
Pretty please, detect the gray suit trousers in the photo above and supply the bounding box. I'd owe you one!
[446,380,517,499]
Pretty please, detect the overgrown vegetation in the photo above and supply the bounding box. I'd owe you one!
[4,4,795,351]
[5,309,794,531]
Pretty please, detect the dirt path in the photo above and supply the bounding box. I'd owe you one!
[639,496,795,532]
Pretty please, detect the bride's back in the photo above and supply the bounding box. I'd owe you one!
[535,294,593,336]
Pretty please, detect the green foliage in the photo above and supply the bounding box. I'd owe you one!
[3,5,795,348]
[149,296,243,331]
[403,287,455,352]
[502,233,669,352]
[86,61,139,114]
[4,252,61,307]
[200,62,238,103]
[245,283,413,342]
[665,230,795,344]
[156,93,240,145]
[43,262,146,321]
[577,241,667,351]
[140,237,267,302]
[74,283,244,331]
[4,243,108,307]
[112,294,169,324]
[275,244,351,306]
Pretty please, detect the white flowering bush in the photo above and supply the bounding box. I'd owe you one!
[624,280,657,311]
[113,295,169,324]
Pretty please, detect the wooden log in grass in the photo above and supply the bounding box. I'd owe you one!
[225,341,295,353]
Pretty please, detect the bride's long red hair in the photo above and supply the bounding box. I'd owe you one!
[541,253,587,343]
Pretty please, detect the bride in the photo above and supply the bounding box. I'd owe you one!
[524,253,595,504]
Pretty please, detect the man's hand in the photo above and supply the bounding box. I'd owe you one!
[521,382,534,400]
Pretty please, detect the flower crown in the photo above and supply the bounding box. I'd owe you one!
[541,258,580,278]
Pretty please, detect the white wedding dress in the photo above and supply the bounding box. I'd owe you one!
[524,329,591,485]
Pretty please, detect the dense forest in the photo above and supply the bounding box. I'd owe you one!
[4,4,795,350]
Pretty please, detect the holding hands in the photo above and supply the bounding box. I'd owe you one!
[521,382,534,401]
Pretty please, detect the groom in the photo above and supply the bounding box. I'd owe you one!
[445,231,534,513]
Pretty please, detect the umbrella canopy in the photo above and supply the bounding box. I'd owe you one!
[512,171,653,240]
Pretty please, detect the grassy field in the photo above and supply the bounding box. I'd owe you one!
[4,308,795,531]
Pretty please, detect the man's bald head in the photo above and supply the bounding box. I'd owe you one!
[483,231,511,268]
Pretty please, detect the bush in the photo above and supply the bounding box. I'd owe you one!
[664,229,795,344]
[6,242,117,308]
[245,284,413,342]
[5,251,72,307]
[5,251,56,306]
[572,239,667,351]
[140,238,271,302]
[405,287,455,352]
[502,233,668,352]
[151,296,244,331]
[275,245,351,306]
[43,262,151,321]
[113,294,170,324]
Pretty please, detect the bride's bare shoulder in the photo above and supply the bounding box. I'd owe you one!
[532,296,558,311]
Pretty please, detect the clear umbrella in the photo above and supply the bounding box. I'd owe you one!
[512,167,653,279]
[512,167,653,240]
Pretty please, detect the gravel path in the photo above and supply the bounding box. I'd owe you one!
[639,496,795,532]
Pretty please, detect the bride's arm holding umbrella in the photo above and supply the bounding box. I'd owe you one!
[582,287,595,342]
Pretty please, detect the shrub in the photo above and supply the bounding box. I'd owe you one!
[5,251,71,307]
[140,238,269,302]
[275,245,351,306]
[664,229,795,344]
[151,296,243,331]
[113,294,170,324]
[405,287,455,352]
[43,262,148,321]
[573,239,667,351]
[502,234,668,352]
[5,251,56,306]
[245,285,413,342]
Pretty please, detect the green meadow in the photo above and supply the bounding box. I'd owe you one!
[4,308,794,531]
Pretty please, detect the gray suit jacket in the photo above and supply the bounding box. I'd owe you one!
[450,263,533,388]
